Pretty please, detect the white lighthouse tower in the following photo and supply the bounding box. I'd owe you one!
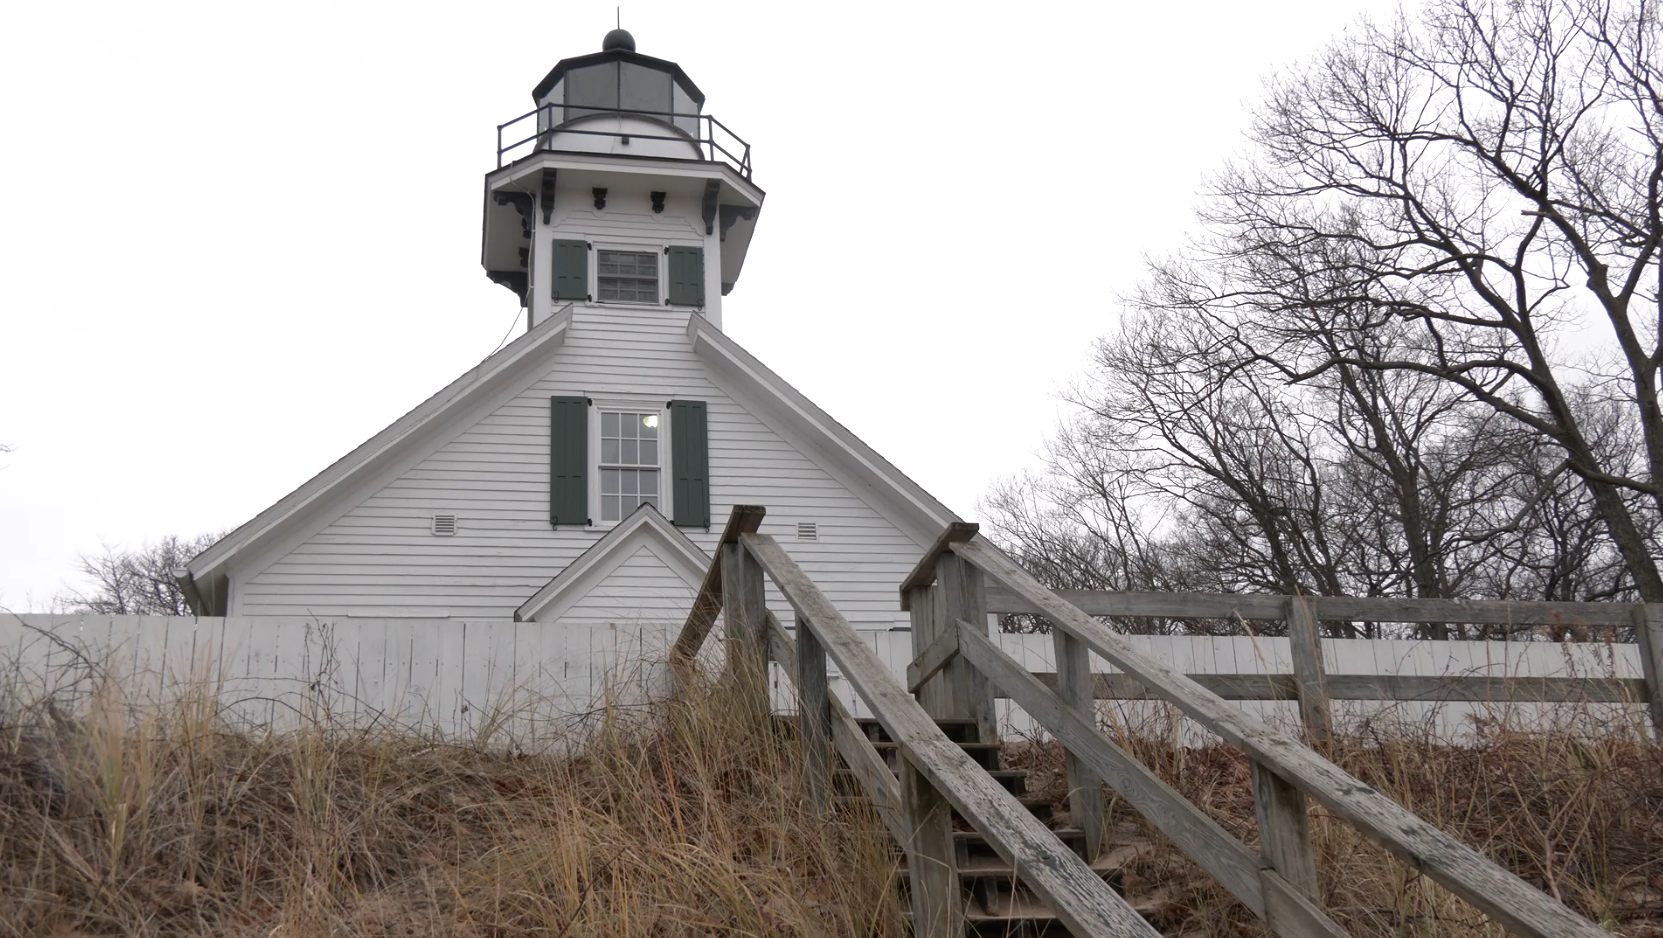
[480,29,764,332]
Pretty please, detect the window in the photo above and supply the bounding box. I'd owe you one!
[599,410,660,521]
[596,250,658,303]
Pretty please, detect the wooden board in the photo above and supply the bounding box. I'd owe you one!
[955,619,1269,918]
[741,533,1162,938]
[953,536,1611,938]
[670,504,765,665]
[986,586,1651,628]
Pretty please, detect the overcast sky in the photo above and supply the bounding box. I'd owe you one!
[0,0,1406,611]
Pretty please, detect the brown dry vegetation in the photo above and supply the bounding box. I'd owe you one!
[1007,709,1663,938]
[0,674,903,938]
[4,665,1661,938]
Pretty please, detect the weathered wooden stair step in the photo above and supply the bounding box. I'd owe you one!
[853,715,979,743]
[832,765,1029,796]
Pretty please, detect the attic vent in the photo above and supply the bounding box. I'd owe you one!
[796,521,819,541]
[431,514,458,536]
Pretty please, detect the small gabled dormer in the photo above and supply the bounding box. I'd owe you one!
[481,30,764,332]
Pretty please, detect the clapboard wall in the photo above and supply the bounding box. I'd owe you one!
[4,614,1650,742]
[236,303,928,629]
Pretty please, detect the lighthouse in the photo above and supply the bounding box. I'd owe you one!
[480,29,764,332]
[181,30,954,629]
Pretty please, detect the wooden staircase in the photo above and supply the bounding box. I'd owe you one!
[673,505,1613,938]
[844,716,1129,938]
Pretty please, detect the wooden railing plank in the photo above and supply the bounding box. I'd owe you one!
[901,757,964,938]
[1252,760,1319,900]
[898,522,979,610]
[955,620,1269,918]
[936,553,997,744]
[796,611,832,815]
[953,536,1611,938]
[1052,625,1106,861]
[1632,606,1663,739]
[1016,672,1649,703]
[1263,871,1352,938]
[671,504,766,665]
[987,586,1649,628]
[764,611,906,844]
[721,541,769,715]
[741,533,1162,938]
[1286,597,1331,741]
[905,626,960,695]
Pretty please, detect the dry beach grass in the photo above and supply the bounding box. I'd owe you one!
[1,651,1659,937]
[0,667,904,938]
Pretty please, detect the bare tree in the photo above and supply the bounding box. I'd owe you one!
[60,533,224,616]
[1152,0,1663,599]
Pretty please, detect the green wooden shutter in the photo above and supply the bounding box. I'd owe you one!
[551,239,589,300]
[549,396,588,526]
[666,246,704,307]
[670,400,709,527]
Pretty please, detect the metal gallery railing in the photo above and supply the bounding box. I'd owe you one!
[495,103,753,178]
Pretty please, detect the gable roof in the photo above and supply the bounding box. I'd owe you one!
[686,314,959,544]
[178,305,961,616]
[178,306,575,614]
[514,504,709,622]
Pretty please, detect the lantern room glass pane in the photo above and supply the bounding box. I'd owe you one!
[672,83,698,137]
[565,62,618,121]
[620,62,672,119]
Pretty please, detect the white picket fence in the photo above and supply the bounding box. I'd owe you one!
[1,614,1650,744]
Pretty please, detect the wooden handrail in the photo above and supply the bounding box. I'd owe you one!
[987,585,1656,627]
[951,535,1611,938]
[669,504,766,666]
[738,532,1163,938]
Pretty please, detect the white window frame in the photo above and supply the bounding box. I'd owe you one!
[588,396,673,527]
[590,241,665,308]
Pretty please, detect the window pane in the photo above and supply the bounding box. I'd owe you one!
[620,62,671,116]
[640,469,658,498]
[602,412,619,437]
[602,468,620,495]
[640,415,657,439]
[621,413,640,439]
[642,494,658,510]
[641,440,657,465]
[565,62,619,120]
[621,439,638,464]
[621,471,638,495]
[602,495,619,521]
[601,439,619,463]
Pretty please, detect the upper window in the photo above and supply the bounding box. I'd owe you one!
[599,410,660,521]
[597,250,658,303]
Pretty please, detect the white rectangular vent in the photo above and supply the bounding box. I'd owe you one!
[796,521,819,541]
[431,513,458,536]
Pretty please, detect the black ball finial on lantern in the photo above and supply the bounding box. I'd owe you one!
[602,28,636,52]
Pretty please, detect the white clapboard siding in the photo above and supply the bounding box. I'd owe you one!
[237,303,926,628]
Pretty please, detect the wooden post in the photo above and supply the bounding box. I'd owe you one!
[796,611,832,814]
[721,541,768,712]
[1285,595,1332,743]
[936,553,997,744]
[1632,605,1663,742]
[1053,625,1106,861]
[900,756,964,938]
[908,585,956,719]
[1251,760,1320,902]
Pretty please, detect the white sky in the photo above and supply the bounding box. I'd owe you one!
[0,0,1404,611]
